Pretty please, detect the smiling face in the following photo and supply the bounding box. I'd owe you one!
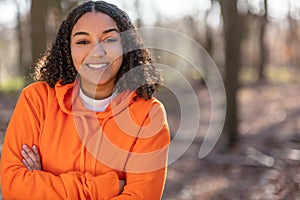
[70,12,123,99]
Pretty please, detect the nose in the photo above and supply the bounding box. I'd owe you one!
[90,43,106,57]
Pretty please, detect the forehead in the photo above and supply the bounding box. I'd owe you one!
[72,12,119,34]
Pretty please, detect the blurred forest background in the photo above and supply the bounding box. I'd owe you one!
[0,0,300,199]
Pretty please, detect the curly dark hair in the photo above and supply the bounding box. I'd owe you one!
[33,1,161,100]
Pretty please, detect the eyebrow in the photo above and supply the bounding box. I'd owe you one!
[103,28,119,34]
[72,28,120,38]
[72,31,89,37]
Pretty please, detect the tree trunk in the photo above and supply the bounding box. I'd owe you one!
[13,0,25,77]
[220,0,244,149]
[47,0,63,43]
[30,0,47,67]
[287,1,300,67]
[258,0,268,81]
[204,9,213,56]
[134,0,142,28]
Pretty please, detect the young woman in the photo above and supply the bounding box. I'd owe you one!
[1,1,170,199]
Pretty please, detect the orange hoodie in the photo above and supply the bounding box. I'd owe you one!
[1,80,170,200]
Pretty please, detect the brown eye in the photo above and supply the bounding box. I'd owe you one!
[103,37,118,43]
[76,40,89,45]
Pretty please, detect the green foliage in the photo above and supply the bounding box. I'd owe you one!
[266,67,295,83]
[240,68,259,84]
[0,76,25,92]
[240,66,298,84]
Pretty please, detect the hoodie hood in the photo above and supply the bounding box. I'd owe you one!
[55,80,135,118]
[54,80,141,174]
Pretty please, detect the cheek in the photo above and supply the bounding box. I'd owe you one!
[109,57,122,76]
[115,56,123,70]
[71,48,85,70]
[115,44,123,58]
[106,43,123,60]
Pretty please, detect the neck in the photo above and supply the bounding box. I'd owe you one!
[80,79,115,100]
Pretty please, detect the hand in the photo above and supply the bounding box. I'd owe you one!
[21,144,42,171]
[119,179,125,194]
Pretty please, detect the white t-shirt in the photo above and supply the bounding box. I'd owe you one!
[79,88,115,112]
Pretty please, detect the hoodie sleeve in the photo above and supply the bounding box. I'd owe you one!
[112,102,170,200]
[0,85,120,200]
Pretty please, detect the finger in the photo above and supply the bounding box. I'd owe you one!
[119,180,125,194]
[22,158,33,171]
[23,144,39,164]
[21,149,36,170]
[21,144,40,170]
[32,145,40,161]
[32,145,42,170]
[22,144,42,170]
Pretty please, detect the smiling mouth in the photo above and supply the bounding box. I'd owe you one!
[85,63,109,71]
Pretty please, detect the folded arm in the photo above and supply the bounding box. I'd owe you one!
[1,88,120,199]
[20,145,126,196]
[111,102,170,200]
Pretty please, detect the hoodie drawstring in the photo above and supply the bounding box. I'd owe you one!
[78,115,110,176]
[79,115,89,172]
[92,117,110,175]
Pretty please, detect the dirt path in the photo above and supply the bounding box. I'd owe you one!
[0,92,20,146]
[163,83,300,199]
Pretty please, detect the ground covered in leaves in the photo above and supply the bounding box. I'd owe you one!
[162,82,300,200]
[1,82,300,200]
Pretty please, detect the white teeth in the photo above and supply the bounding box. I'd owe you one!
[86,63,108,69]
